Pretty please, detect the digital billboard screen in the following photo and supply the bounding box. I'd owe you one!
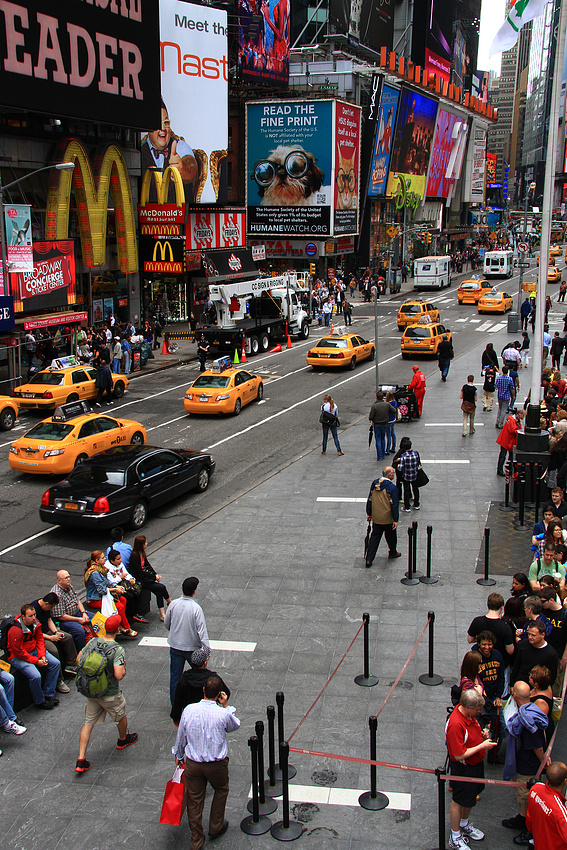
[387,88,439,200]
[426,109,458,198]
[329,0,394,53]
[368,84,400,196]
[238,0,290,87]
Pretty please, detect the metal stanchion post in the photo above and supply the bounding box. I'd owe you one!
[514,466,527,529]
[241,736,272,835]
[249,721,277,816]
[420,525,438,584]
[534,462,541,523]
[412,520,423,578]
[359,716,389,810]
[401,526,419,585]
[419,612,444,686]
[499,458,514,511]
[274,693,297,781]
[265,706,283,798]
[477,527,496,586]
[270,742,302,841]
[355,612,379,687]
[426,767,447,850]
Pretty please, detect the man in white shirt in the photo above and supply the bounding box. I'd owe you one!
[164,577,210,704]
[173,676,239,849]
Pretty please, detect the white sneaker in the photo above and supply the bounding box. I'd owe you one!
[3,720,27,735]
[449,835,469,850]
[461,821,484,841]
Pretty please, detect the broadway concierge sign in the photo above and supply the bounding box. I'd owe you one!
[12,241,76,314]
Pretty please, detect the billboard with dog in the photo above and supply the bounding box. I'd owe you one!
[246,99,360,237]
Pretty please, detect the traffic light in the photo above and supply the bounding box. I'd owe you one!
[309,263,316,276]
[426,233,432,245]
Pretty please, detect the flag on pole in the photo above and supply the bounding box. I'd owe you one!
[489,0,550,57]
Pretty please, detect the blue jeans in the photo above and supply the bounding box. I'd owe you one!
[123,351,131,374]
[169,647,195,705]
[373,423,388,461]
[58,619,86,651]
[439,359,450,379]
[9,650,60,704]
[385,422,396,453]
[322,424,341,453]
[112,358,121,373]
[0,670,16,725]
[324,312,330,326]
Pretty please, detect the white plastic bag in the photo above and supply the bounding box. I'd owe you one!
[101,590,117,618]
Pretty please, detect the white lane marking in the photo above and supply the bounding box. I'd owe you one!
[455,318,468,323]
[203,353,401,451]
[146,414,188,432]
[317,497,367,503]
[248,783,411,811]
[469,319,481,324]
[0,525,58,556]
[488,322,507,333]
[421,459,470,464]
[424,422,484,427]
[138,636,256,652]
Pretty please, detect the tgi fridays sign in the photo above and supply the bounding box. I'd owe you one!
[186,211,245,251]
[16,241,75,300]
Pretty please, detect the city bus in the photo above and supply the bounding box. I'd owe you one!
[483,250,515,278]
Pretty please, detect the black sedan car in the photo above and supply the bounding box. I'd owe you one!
[39,445,215,530]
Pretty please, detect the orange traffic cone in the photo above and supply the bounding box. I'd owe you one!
[330,321,334,335]
[161,337,168,355]
[241,333,247,363]
[286,333,292,349]
[270,344,282,353]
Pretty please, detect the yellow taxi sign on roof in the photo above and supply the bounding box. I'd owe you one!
[52,400,92,422]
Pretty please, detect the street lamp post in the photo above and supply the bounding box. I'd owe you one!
[0,162,75,288]
[516,182,536,312]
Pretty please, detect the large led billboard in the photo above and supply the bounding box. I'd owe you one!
[0,0,160,129]
[387,88,439,200]
[238,0,290,87]
[329,0,394,53]
[411,0,454,84]
[425,109,458,198]
[368,84,400,196]
[246,99,361,237]
[149,1,228,205]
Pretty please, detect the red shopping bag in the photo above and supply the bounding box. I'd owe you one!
[159,767,187,825]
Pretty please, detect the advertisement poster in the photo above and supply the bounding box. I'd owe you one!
[246,99,333,237]
[186,211,246,250]
[238,0,290,87]
[426,109,458,198]
[0,0,160,130]
[103,298,114,321]
[329,0,394,53]
[5,204,32,272]
[333,102,361,235]
[12,241,75,314]
[486,152,497,184]
[144,1,228,206]
[386,88,439,200]
[469,124,487,201]
[93,299,104,323]
[368,85,400,196]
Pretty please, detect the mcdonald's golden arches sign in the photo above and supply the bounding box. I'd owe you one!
[140,237,184,274]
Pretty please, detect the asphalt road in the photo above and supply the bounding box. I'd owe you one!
[0,255,562,613]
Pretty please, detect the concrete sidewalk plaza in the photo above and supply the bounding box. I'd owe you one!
[2,327,564,850]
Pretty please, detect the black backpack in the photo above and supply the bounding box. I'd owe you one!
[0,616,19,653]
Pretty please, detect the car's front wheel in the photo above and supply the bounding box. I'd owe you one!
[130,431,144,446]
[257,383,264,401]
[195,467,210,492]
[131,500,147,529]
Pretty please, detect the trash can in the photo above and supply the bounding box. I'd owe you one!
[507,312,520,334]
[389,269,401,294]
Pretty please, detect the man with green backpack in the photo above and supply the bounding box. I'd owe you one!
[74,613,138,773]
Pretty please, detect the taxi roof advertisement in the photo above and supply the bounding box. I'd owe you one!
[246,99,361,238]
[153,0,228,205]
[0,0,161,129]
[386,88,439,201]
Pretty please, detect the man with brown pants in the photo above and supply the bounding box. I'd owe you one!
[173,676,240,849]
[365,466,401,566]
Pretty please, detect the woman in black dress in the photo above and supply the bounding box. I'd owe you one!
[128,535,171,621]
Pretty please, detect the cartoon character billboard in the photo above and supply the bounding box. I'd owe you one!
[246,99,333,237]
[386,88,439,200]
[238,0,290,87]
[142,1,228,206]
[425,109,458,198]
[368,85,400,196]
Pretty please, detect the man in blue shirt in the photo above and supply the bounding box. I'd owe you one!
[106,527,132,569]
[495,366,516,428]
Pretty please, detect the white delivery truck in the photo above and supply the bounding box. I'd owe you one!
[483,250,515,278]
[413,256,451,291]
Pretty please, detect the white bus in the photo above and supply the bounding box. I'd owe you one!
[413,256,451,290]
[483,250,515,278]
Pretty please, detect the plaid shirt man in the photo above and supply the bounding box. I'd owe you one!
[49,582,81,618]
[398,450,420,482]
[495,373,515,401]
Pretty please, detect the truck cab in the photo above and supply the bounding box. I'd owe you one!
[413,256,451,291]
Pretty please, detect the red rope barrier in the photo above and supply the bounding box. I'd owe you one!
[374,616,431,719]
[535,670,567,779]
[287,619,366,742]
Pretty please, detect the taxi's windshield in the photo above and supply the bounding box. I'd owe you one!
[192,376,231,389]
[24,422,74,441]
[27,372,65,386]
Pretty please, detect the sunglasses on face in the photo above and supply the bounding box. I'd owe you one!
[252,151,313,186]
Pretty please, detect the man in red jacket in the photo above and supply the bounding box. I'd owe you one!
[7,604,60,709]
[496,408,525,476]
[526,761,567,848]
[409,365,426,416]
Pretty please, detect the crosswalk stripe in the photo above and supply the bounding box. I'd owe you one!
[488,322,507,333]
[475,321,493,332]
[138,637,257,652]
[248,783,411,811]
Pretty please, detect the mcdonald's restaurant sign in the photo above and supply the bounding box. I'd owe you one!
[141,236,184,274]
[138,166,186,235]
[46,137,138,274]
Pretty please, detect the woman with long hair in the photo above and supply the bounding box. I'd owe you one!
[128,535,171,622]
[392,436,412,498]
[459,650,485,696]
[320,394,343,456]
[84,550,137,638]
[509,573,530,601]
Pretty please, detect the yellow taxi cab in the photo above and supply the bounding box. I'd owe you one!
[0,395,19,431]
[537,253,555,266]
[396,299,440,330]
[184,360,263,416]
[550,244,562,257]
[12,356,128,411]
[307,333,375,370]
[457,276,492,304]
[9,400,146,474]
[400,316,452,358]
[478,289,514,313]
[548,266,562,283]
